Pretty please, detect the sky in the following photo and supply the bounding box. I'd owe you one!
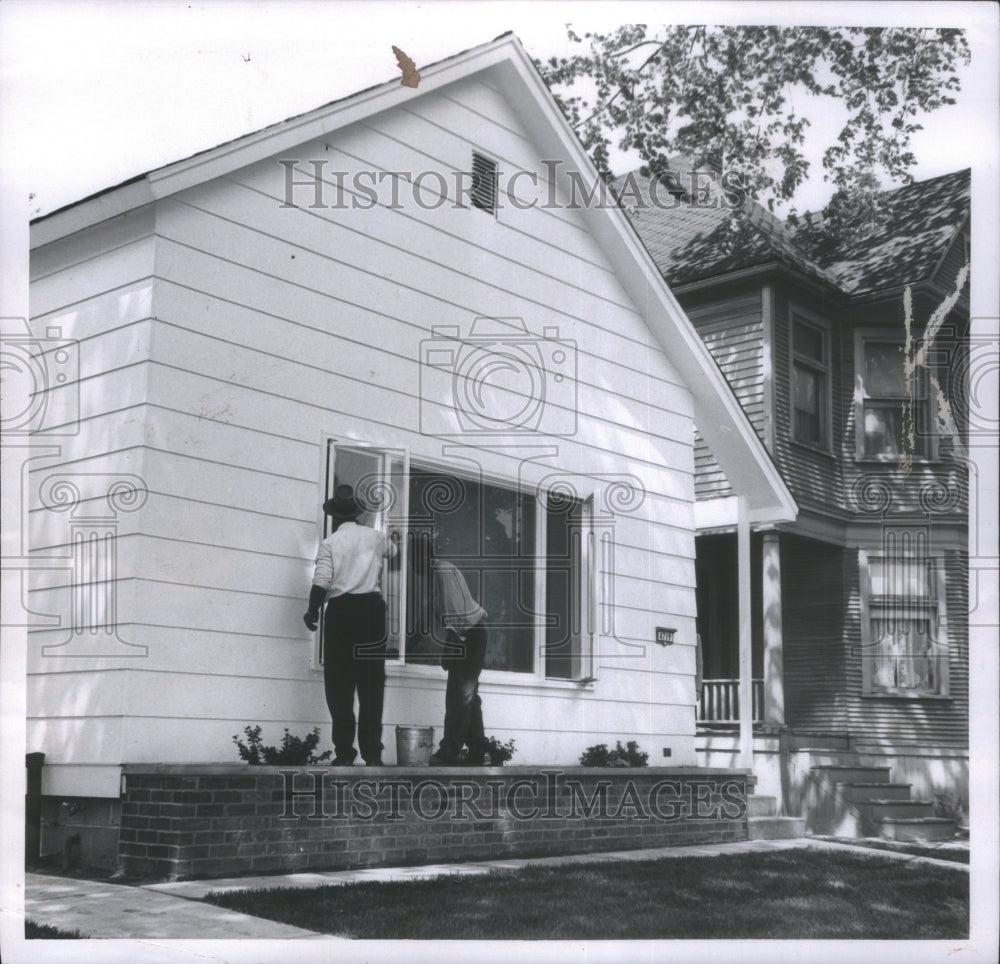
[1,0,997,219]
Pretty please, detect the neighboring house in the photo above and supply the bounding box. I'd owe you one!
[621,162,971,833]
[24,35,795,865]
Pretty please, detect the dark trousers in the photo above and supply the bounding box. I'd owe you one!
[323,592,386,764]
[440,623,487,756]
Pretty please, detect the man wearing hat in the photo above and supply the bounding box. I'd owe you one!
[304,484,397,766]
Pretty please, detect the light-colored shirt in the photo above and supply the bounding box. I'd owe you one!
[312,522,395,598]
[434,560,487,635]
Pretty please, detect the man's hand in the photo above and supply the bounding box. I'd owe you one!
[304,585,326,632]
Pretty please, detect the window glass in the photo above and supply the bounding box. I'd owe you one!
[791,316,828,447]
[545,492,586,679]
[793,365,821,444]
[793,320,824,362]
[864,342,908,397]
[861,339,930,457]
[869,558,929,597]
[408,467,535,673]
[865,555,945,696]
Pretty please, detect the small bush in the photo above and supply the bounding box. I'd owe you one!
[233,725,332,765]
[579,740,649,767]
[484,736,516,766]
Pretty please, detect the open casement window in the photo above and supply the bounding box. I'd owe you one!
[855,333,934,460]
[319,442,596,681]
[791,314,830,449]
[543,491,596,681]
[318,441,408,665]
[859,550,949,697]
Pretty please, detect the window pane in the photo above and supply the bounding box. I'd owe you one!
[864,342,907,397]
[407,468,535,672]
[793,320,824,362]
[863,401,928,457]
[545,493,585,679]
[870,558,929,598]
[870,614,943,693]
[332,446,382,527]
[793,363,822,443]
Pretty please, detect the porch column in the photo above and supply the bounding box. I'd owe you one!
[762,530,785,727]
[737,497,753,769]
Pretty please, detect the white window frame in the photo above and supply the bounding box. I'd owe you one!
[789,307,833,452]
[858,549,950,698]
[854,328,938,462]
[314,436,597,685]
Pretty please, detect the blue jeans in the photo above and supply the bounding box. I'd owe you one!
[439,623,487,756]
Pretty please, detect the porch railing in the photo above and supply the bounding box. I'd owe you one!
[698,678,764,724]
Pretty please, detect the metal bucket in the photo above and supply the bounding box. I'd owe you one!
[395,725,435,766]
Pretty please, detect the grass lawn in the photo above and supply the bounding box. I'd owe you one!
[205,849,968,940]
[25,920,85,939]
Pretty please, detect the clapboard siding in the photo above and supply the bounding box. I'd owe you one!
[782,535,848,728]
[25,212,157,756]
[839,302,969,519]
[931,227,970,300]
[782,534,968,745]
[682,289,764,502]
[26,75,712,773]
[771,288,844,512]
[161,169,687,400]
[838,546,968,745]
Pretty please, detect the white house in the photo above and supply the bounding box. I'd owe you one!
[25,34,795,862]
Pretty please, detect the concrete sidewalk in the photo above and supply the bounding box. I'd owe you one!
[24,837,969,940]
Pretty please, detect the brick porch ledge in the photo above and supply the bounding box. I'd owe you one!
[119,764,755,881]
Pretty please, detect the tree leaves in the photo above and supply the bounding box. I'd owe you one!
[536,25,969,238]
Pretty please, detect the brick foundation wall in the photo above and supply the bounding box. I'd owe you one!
[119,764,753,880]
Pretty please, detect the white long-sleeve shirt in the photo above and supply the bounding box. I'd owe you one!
[311,522,395,598]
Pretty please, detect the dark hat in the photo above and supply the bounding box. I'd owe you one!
[323,484,365,520]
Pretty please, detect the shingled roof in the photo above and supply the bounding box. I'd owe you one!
[617,167,969,298]
[806,168,970,295]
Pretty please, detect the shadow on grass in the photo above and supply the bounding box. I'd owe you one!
[205,850,968,940]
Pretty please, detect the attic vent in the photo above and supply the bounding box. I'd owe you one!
[471,152,498,213]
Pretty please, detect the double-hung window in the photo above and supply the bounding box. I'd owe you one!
[791,314,830,449]
[859,549,949,697]
[318,439,596,681]
[855,332,933,459]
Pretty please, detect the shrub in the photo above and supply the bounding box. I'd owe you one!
[233,725,332,765]
[484,736,516,766]
[579,740,649,767]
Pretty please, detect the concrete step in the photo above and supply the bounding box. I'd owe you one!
[811,765,891,785]
[860,800,936,822]
[878,817,957,843]
[748,816,807,840]
[748,794,777,817]
[837,782,913,803]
